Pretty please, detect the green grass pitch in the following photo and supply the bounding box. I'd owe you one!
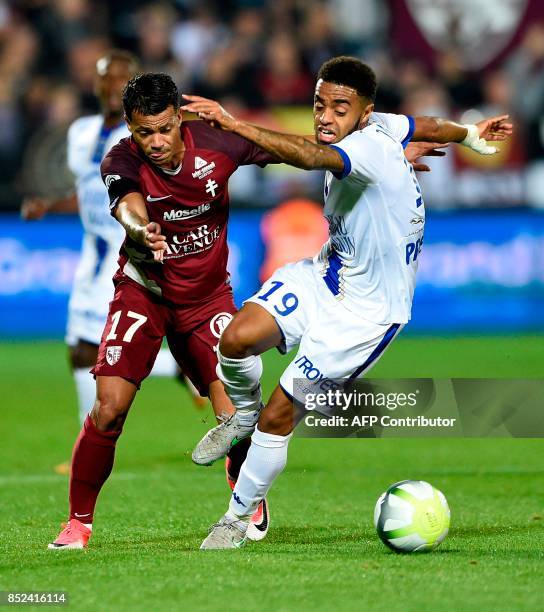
[1,336,543,610]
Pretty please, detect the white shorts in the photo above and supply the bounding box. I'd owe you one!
[65,234,119,346]
[246,259,403,402]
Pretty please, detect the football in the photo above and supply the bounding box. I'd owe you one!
[374,480,450,553]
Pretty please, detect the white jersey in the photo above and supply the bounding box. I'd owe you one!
[65,115,129,345]
[67,115,128,242]
[314,112,423,325]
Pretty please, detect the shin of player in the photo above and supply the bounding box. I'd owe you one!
[200,304,300,550]
[193,303,284,465]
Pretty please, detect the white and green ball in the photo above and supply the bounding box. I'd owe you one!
[374,480,450,553]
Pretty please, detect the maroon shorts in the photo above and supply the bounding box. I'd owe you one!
[92,278,236,395]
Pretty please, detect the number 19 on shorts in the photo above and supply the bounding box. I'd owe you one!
[257,281,299,316]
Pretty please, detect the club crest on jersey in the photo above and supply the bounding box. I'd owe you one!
[106,345,122,365]
[192,156,216,180]
[210,312,233,339]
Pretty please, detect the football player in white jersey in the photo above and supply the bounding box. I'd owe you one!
[22,51,203,473]
[181,56,512,549]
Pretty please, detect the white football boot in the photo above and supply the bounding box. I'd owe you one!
[246,498,270,542]
[200,515,248,550]
[192,412,259,466]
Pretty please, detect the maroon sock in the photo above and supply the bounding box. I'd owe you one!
[226,437,251,481]
[69,415,122,523]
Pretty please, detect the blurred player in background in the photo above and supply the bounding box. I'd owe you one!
[48,73,276,550]
[22,51,206,474]
[182,56,512,549]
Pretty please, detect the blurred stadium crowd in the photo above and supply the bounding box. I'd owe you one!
[2,0,544,211]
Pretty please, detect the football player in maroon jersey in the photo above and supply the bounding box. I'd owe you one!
[22,52,206,478]
[48,73,274,550]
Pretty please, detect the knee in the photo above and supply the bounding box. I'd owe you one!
[219,321,257,359]
[91,390,130,432]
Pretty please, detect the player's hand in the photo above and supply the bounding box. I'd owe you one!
[21,198,49,220]
[405,142,448,172]
[143,222,167,263]
[181,95,237,131]
[476,115,513,142]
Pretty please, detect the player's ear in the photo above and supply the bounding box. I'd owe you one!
[124,114,132,132]
[359,102,374,129]
[176,107,183,125]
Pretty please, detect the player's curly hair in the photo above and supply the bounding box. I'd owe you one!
[317,56,377,101]
[123,73,179,120]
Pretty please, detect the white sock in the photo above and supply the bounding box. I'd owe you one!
[217,351,263,425]
[228,427,292,517]
[73,368,96,426]
[150,348,178,377]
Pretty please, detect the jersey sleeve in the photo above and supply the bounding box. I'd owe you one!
[329,130,386,184]
[236,135,277,167]
[220,129,277,167]
[100,141,141,211]
[369,112,415,149]
[189,121,277,167]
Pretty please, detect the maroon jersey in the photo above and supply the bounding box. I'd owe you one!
[101,120,273,305]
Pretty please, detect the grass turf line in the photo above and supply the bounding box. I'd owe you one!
[0,337,542,611]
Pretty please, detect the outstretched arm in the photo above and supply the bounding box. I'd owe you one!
[412,115,513,154]
[114,192,166,262]
[182,95,513,170]
[181,95,344,173]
